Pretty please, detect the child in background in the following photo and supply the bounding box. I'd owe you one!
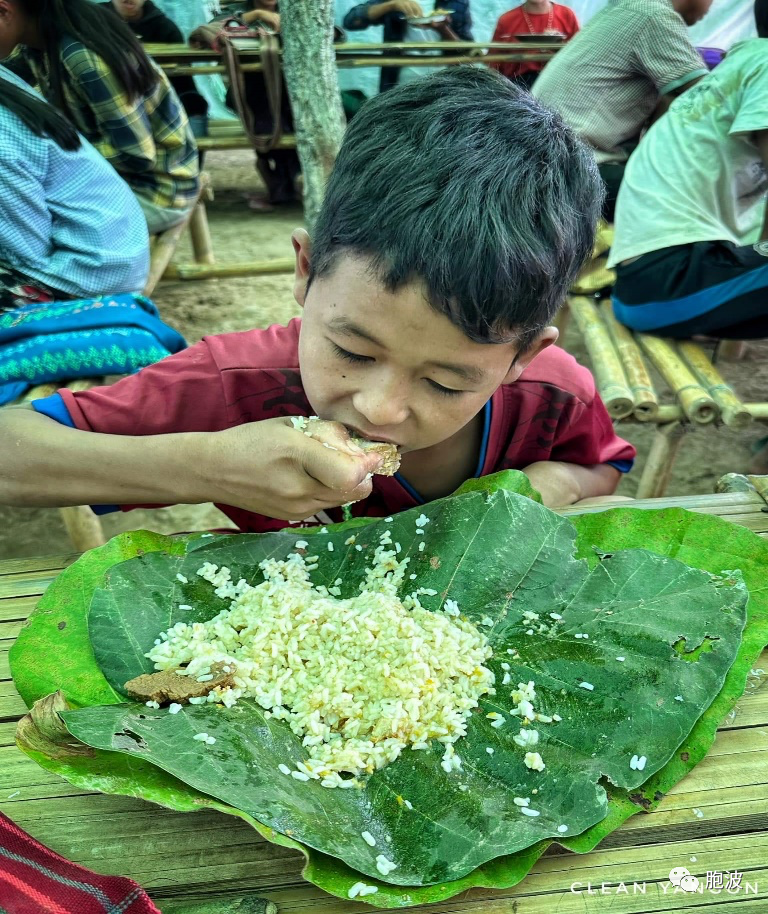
[491,0,578,91]
[0,68,635,530]
[0,65,149,310]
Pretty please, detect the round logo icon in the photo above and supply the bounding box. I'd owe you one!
[669,867,700,892]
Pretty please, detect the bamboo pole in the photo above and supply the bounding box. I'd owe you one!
[59,506,106,552]
[636,334,718,425]
[602,302,658,421]
[677,341,751,430]
[161,258,296,281]
[655,402,768,422]
[592,221,615,259]
[189,203,215,265]
[197,134,297,150]
[570,258,616,295]
[569,296,633,419]
[635,422,686,499]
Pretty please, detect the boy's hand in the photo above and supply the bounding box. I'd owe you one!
[200,418,384,522]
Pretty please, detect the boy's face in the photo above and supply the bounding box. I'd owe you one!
[293,231,556,455]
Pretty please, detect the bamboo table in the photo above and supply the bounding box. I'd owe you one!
[2,488,768,912]
[145,40,563,76]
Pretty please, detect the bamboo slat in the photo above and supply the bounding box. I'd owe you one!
[748,475,768,504]
[636,335,719,425]
[677,342,752,430]
[602,302,659,420]
[592,222,615,259]
[569,297,633,418]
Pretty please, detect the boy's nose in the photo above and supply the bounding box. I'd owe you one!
[352,383,409,430]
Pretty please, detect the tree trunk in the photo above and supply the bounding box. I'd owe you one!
[280,0,346,230]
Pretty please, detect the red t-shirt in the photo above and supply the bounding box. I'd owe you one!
[36,319,634,532]
[492,4,579,79]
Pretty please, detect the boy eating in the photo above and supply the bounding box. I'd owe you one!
[0,67,634,531]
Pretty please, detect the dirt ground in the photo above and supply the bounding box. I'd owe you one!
[2,149,767,560]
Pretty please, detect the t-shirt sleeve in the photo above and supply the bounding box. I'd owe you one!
[550,393,636,471]
[51,339,229,436]
[632,8,708,94]
[730,53,768,137]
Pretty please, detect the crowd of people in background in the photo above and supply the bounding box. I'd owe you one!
[0,0,766,342]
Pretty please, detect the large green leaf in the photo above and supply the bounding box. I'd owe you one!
[65,489,744,886]
[10,471,768,907]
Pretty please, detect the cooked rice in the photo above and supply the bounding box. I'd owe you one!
[146,534,494,787]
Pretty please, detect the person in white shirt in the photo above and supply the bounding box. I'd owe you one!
[607,0,768,339]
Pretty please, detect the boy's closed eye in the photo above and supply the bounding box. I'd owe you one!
[331,342,466,397]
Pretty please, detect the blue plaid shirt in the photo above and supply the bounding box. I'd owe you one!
[0,66,150,297]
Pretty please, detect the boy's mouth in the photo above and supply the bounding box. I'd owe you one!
[344,425,399,447]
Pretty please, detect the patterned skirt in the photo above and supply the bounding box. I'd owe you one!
[0,266,55,312]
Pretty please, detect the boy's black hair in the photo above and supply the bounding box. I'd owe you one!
[756,0,768,37]
[310,66,603,351]
[15,0,157,117]
[0,72,80,149]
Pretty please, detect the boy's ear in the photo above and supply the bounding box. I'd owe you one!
[292,228,312,307]
[502,327,559,384]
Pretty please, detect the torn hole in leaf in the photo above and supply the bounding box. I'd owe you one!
[673,636,718,662]
[112,730,147,752]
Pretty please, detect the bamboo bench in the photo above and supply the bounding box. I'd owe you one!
[563,230,767,497]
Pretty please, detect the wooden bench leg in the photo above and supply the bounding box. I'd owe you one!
[59,506,106,553]
[636,421,686,499]
[189,201,215,265]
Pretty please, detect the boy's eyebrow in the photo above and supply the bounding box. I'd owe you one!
[430,361,487,384]
[327,317,382,347]
[328,317,487,384]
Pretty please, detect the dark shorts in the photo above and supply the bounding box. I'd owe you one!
[613,240,768,339]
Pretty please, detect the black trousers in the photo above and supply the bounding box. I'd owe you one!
[613,240,768,339]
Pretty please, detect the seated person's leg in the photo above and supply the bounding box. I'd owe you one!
[613,241,768,338]
[137,195,193,234]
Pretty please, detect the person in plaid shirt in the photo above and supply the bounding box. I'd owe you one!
[0,0,199,233]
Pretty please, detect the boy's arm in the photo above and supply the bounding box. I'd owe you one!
[0,407,382,521]
[521,461,621,508]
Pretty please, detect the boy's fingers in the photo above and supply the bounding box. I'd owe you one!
[302,440,381,495]
[286,416,367,458]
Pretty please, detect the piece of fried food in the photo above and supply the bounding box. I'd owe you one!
[291,416,401,476]
[125,661,236,705]
[347,435,401,476]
